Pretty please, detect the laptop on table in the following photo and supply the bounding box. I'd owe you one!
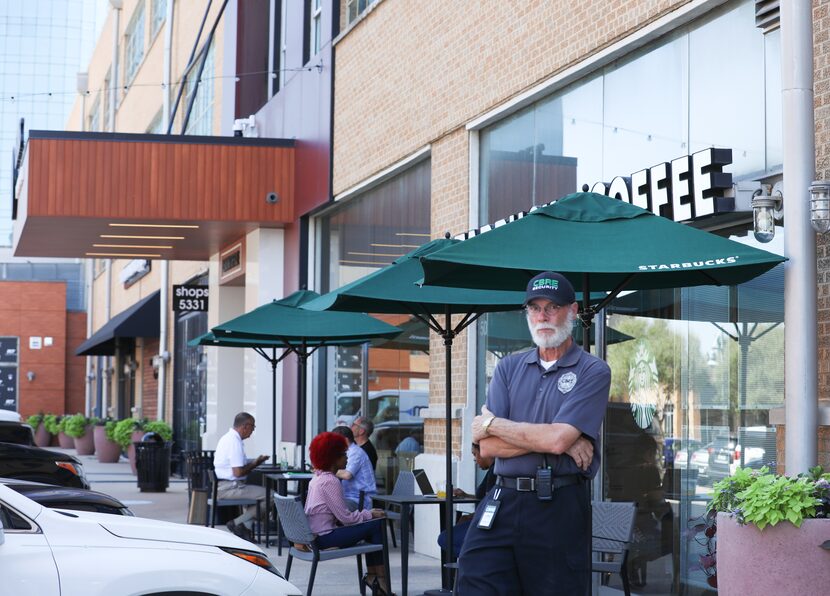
[413,468,437,497]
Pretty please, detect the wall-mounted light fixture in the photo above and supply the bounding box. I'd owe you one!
[26,371,35,382]
[809,180,830,234]
[752,183,783,243]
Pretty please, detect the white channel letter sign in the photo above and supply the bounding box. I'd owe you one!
[587,147,733,222]
[454,148,733,241]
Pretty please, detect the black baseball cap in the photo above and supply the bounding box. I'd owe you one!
[523,271,576,306]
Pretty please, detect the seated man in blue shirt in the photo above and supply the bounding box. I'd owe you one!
[332,425,377,510]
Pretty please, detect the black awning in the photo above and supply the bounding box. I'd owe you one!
[76,291,160,356]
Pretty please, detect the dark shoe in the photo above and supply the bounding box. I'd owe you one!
[227,520,254,542]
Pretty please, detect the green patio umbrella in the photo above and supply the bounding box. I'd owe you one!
[420,192,787,338]
[370,317,431,353]
[304,238,528,581]
[210,290,401,457]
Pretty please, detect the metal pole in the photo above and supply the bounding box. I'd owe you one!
[272,348,277,465]
[298,341,308,466]
[167,0,213,133]
[443,305,455,587]
[782,0,818,473]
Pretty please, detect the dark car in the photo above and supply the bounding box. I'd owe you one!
[0,478,132,515]
[0,422,89,489]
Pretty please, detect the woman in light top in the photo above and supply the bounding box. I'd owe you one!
[305,431,391,594]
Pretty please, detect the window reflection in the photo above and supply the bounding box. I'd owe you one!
[317,160,431,491]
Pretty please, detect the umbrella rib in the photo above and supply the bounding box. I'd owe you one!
[403,303,446,335]
[454,310,484,335]
[588,273,638,317]
[711,322,739,342]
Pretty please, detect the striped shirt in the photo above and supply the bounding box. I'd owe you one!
[305,470,373,536]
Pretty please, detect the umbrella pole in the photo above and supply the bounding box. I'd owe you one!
[297,340,308,468]
[443,305,455,587]
[581,273,592,596]
[272,348,277,465]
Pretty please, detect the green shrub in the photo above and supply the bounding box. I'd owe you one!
[143,420,173,442]
[112,418,144,449]
[710,466,830,530]
[43,414,60,435]
[63,414,91,439]
[26,413,44,428]
[104,419,118,442]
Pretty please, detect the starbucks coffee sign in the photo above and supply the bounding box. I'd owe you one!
[586,147,733,222]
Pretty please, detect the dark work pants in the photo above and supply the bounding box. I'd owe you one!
[456,482,590,595]
[315,518,384,566]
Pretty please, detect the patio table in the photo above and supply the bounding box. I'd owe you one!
[372,493,479,596]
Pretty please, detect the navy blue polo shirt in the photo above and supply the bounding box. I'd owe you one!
[485,340,611,479]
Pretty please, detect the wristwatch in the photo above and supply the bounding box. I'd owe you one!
[481,415,496,435]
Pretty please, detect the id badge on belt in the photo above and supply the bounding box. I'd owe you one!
[477,487,501,530]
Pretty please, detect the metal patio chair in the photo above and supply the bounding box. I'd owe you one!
[592,500,637,596]
[206,468,262,543]
[274,494,391,596]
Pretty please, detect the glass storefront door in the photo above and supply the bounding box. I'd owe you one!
[173,309,207,463]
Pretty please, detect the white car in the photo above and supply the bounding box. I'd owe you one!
[0,410,20,422]
[0,484,301,596]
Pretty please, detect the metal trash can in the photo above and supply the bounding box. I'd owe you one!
[135,433,171,492]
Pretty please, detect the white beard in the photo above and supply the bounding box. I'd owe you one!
[527,310,575,349]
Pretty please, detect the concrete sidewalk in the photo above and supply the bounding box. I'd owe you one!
[61,448,451,596]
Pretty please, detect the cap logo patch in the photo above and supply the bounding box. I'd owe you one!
[533,279,559,291]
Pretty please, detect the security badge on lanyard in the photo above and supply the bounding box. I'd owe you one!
[477,487,502,530]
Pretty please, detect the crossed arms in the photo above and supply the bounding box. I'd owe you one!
[473,405,594,471]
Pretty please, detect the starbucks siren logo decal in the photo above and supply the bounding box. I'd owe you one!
[628,342,659,429]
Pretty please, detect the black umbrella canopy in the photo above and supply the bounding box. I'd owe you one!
[304,238,529,575]
[210,290,401,460]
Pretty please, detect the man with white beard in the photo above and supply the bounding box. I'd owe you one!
[457,271,611,595]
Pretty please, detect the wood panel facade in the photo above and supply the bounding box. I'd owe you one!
[13,131,295,260]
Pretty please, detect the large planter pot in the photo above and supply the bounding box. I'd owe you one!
[127,430,145,474]
[94,425,121,463]
[74,425,95,455]
[33,423,51,447]
[57,431,75,449]
[716,512,830,595]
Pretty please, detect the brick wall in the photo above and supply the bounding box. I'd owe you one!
[142,338,159,421]
[65,312,88,415]
[333,0,686,195]
[0,281,67,417]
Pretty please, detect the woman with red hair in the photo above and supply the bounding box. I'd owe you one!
[305,431,391,594]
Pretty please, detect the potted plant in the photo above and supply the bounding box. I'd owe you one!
[26,413,50,447]
[42,414,61,446]
[143,419,173,443]
[55,416,75,449]
[704,466,830,593]
[113,418,146,474]
[94,418,121,463]
[64,414,97,455]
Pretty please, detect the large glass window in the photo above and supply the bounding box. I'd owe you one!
[123,2,145,84]
[184,42,215,136]
[316,159,431,490]
[475,2,781,594]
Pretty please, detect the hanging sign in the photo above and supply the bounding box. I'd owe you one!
[173,285,209,312]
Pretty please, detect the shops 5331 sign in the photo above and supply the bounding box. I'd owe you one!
[173,285,209,313]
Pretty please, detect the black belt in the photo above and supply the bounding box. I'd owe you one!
[496,474,584,492]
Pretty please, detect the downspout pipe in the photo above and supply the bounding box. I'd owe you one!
[782,0,818,473]
[157,0,176,423]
